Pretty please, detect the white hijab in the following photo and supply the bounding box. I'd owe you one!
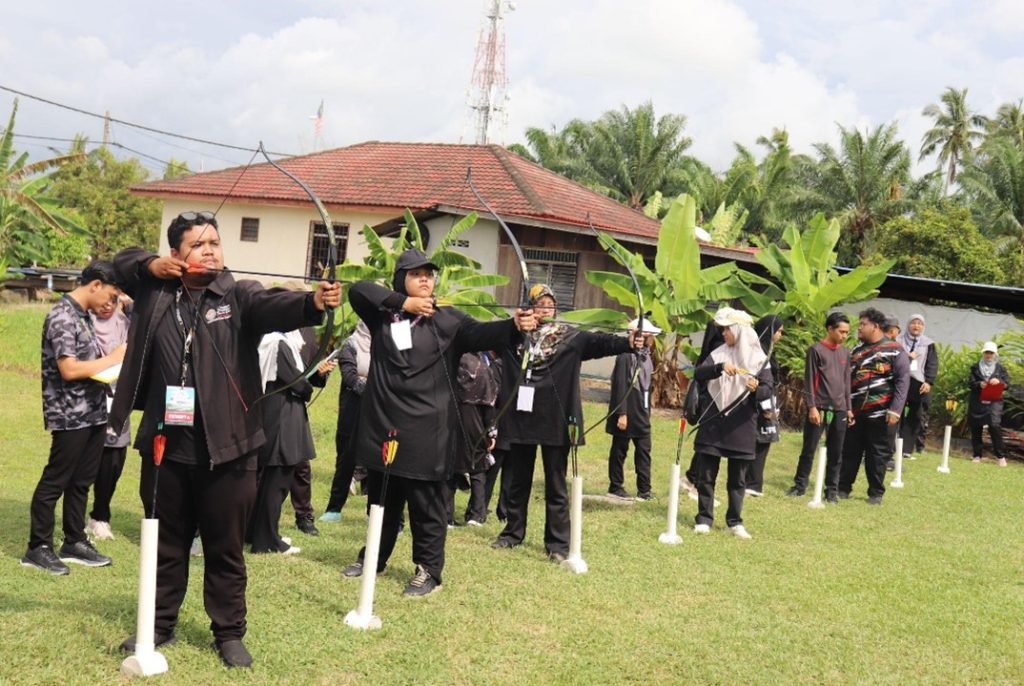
[708,323,767,411]
[258,330,306,389]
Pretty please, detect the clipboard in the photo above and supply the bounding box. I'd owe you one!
[979,380,1005,403]
[90,362,121,384]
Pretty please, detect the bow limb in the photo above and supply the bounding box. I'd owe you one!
[583,218,646,437]
[251,141,339,405]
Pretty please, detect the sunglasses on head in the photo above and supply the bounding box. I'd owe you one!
[174,211,217,227]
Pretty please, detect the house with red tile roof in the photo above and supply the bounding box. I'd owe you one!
[133,141,756,311]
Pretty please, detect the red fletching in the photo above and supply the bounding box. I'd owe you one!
[678,418,687,434]
[153,434,166,466]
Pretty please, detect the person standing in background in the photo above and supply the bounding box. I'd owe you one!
[897,315,938,460]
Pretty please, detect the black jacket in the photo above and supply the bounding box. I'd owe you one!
[604,350,652,438]
[692,358,773,459]
[109,248,323,466]
[349,281,518,481]
[498,328,632,448]
[968,361,1010,422]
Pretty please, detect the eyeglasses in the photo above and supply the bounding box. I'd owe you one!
[174,211,217,228]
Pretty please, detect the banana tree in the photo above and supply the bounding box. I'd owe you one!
[321,209,510,344]
[562,194,778,406]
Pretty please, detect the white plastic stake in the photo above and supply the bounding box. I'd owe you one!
[891,437,905,488]
[807,445,828,509]
[344,504,384,630]
[561,475,589,574]
[659,463,683,544]
[120,518,169,677]
[938,425,952,474]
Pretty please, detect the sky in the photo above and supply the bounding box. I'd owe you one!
[4,0,1024,178]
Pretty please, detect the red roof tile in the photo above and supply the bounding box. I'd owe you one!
[133,142,664,239]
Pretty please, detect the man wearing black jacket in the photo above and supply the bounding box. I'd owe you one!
[109,211,340,668]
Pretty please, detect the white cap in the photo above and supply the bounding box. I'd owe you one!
[982,341,998,354]
[712,306,753,328]
[627,318,662,335]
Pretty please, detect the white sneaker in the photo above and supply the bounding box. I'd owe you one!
[349,479,359,496]
[729,525,752,540]
[693,523,710,534]
[282,546,301,555]
[745,489,763,497]
[998,458,1008,467]
[905,454,916,461]
[466,519,482,527]
[281,536,292,546]
[190,536,203,557]
[87,518,115,541]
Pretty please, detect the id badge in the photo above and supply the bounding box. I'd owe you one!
[910,359,919,372]
[165,385,196,427]
[391,320,413,350]
[643,391,650,410]
[517,385,535,413]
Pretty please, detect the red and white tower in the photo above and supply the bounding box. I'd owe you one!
[467,0,514,145]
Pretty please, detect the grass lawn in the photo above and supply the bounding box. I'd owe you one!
[1,302,1022,685]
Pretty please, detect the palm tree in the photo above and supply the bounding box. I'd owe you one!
[0,98,85,266]
[585,101,691,209]
[809,122,912,263]
[987,99,1024,149]
[919,87,988,195]
[959,136,1024,260]
[507,120,594,181]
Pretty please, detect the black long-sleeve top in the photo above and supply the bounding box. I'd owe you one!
[692,358,773,459]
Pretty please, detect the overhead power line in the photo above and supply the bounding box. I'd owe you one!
[12,133,176,167]
[0,84,295,157]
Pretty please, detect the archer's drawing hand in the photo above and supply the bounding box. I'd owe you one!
[722,362,738,376]
[149,256,191,280]
[403,296,435,317]
[745,377,759,391]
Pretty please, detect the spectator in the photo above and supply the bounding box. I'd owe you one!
[968,341,1010,467]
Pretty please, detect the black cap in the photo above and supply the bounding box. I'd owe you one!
[395,249,438,273]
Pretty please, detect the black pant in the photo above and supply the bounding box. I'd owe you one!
[140,456,257,641]
[357,470,448,583]
[900,384,931,455]
[325,432,358,513]
[29,425,105,550]
[970,420,1005,458]
[90,445,127,523]
[498,443,570,555]
[483,449,509,521]
[747,442,771,492]
[838,415,891,498]
[693,453,748,527]
[249,465,296,553]
[445,472,489,524]
[289,459,313,520]
[607,434,652,494]
[792,412,848,497]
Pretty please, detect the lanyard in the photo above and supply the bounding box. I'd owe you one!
[173,288,205,386]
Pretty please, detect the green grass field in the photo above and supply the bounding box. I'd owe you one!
[1,303,1022,685]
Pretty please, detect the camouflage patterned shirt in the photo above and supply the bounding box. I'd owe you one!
[41,295,108,431]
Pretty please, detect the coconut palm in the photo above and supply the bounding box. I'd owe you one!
[919,87,988,195]
[959,136,1024,259]
[808,122,912,263]
[987,99,1024,149]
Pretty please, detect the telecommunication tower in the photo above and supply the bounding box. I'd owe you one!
[467,0,514,145]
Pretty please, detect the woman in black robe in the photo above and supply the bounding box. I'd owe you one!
[492,285,640,562]
[968,341,1011,466]
[340,249,533,597]
[746,315,784,496]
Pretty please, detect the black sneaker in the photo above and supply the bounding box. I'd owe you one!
[825,495,839,504]
[636,491,655,501]
[607,487,631,499]
[547,550,567,563]
[866,496,883,506]
[213,639,252,668]
[295,516,319,537]
[885,460,895,472]
[342,561,364,578]
[490,537,518,550]
[403,564,441,597]
[119,633,177,653]
[21,545,70,575]
[59,540,112,567]
[837,491,850,500]
[785,486,805,497]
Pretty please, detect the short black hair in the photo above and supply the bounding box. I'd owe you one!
[825,312,849,329]
[80,260,119,287]
[167,212,218,251]
[858,307,887,329]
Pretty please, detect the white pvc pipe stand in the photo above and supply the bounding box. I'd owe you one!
[807,445,828,509]
[120,518,169,677]
[890,437,905,488]
[344,504,384,630]
[659,463,683,544]
[561,475,589,574]
[938,425,952,474]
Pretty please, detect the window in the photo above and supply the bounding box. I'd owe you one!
[306,222,349,280]
[240,217,259,242]
[524,248,578,308]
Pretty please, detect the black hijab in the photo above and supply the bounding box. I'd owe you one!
[754,315,784,379]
